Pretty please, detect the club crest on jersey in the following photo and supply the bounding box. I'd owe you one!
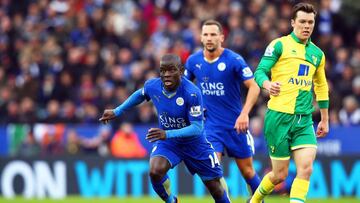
[190,105,202,117]
[176,97,184,106]
[312,55,318,65]
[217,62,226,71]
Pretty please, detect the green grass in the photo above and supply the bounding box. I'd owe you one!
[0,196,359,203]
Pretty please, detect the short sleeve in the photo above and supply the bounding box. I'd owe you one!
[234,55,254,81]
[184,58,194,80]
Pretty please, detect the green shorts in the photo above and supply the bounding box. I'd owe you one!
[264,109,317,160]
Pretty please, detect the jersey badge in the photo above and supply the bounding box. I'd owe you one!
[190,105,202,117]
[264,46,274,56]
[312,55,318,65]
[242,67,253,77]
[217,62,226,71]
[176,97,184,106]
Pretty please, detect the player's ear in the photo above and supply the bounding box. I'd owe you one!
[291,19,295,28]
[220,33,224,43]
[179,65,185,75]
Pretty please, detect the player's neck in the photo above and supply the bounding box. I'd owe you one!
[204,47,224,63]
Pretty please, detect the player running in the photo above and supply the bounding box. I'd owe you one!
[99,54,231,203]
[185,20,261,197]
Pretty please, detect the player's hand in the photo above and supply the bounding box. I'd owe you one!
[265,81,281,96]
[146,128,166,142]
[316,120,329,138]
[234,113,249,134]
[99,109,116,124]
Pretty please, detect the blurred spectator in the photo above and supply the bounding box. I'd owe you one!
[352,76,360,103]
[33,124,65,155]
[110,122,147,158]
[41,99,63,123]
[18,97,37,124]
[61,100,80,123]
[77,125,111,156]
[18,131,41,157]
[66,129,80,155]
[339,96,360,126]
[249,116,267,154]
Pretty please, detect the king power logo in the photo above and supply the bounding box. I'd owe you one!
[159,113,187,128]
[200,82,225,96]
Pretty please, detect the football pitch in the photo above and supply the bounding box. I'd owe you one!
[1,196,359,203]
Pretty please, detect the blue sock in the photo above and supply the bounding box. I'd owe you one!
[214,190,231,203]
[150,174,176,203]
[245,173,261,194]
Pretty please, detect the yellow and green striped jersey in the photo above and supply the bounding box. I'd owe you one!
[255,32,329,115]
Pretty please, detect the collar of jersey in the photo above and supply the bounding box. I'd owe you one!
[162,89,177,98]
[290,32,311,46]
[203,56,219,63]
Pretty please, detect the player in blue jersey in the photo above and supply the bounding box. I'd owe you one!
[99,54,231,203]
[185,20,262,197]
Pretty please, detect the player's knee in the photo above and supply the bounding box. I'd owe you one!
[273,170,288,184]
[298,164,313,178]
[240,166,255,179]
[149,166,167,181]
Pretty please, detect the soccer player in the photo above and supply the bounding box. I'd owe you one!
[248,3,329,203]
[185,20,262,196]
[99,54,231,203]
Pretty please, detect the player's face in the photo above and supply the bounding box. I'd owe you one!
[201,25,224,53]
[291,11,315,43]
[160,64,181,92]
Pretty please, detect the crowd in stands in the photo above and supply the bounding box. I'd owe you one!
[0,0,359,157]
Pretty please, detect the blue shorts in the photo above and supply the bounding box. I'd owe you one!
[205,129,255,159]
[150,137,223,181]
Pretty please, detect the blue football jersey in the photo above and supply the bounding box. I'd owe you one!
[185,48,254,130]
[142,76,205,143]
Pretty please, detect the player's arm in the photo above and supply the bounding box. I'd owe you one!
[99,89,147,124]
[254,40,282,96]
[146,92,204,142]
[235,78,260,133]
[313,53,329,137]
[146,121,203,142]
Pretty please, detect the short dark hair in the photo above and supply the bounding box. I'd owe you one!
[203,20,223,34]
[160,54,182,70]
[291,2,317,20]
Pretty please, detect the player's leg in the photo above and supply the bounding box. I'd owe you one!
[182,137,230,202]
[250,110,293,203]
[250,159,290,203]
[206,130,229,194]
[290,147,316,203]
[150,142,181,203]
[225,130,261,194]
[149,157,176,203]
[235,156,261,194]
[289,114,317,203]
[204,178,231,203]
[215,152,229,195]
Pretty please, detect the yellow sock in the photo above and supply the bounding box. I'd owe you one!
[251,173,275,203]
[290,178,310,203]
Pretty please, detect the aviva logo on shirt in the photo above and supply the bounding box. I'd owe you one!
[288,64,312,87]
